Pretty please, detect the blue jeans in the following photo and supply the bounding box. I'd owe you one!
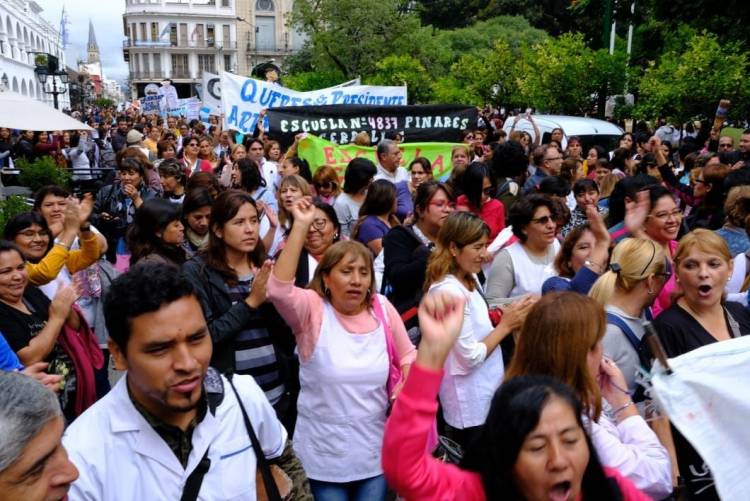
[309,475,387,501]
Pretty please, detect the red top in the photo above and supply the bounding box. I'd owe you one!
[456,195,506,241]
[382,363,654,501]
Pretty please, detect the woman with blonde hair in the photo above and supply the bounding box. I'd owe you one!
[270,174,313,255]
[589,238,670,392]
[268,198,416,500]
[425,211,535,448]
[447,144,471,197]
[654,229,750,500]
[507,292,673,500]
[197,135,220,171]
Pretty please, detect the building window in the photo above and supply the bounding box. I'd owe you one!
[222,0,230,6]
[256,0,274,11]
[222,25,231,45]
[140,23,147,41]
[224,54,232,72]
[151,22,159,41]
[153,53,161,76]
[207,25,215,46]
[171,53,189,77]
[142,54,150,76]
[170,24,178,46]
[194,24,204,45]
[179,23,188,46]
[132,23,138,41]
[198,54,215,73]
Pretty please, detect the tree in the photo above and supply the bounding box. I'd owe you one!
[367,55,434,104]
[515,33,627,115]
[635,32,749,122]
[289,0,429,79]
[411,0,483,29]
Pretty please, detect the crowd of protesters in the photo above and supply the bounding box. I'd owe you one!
[1,104,750,501]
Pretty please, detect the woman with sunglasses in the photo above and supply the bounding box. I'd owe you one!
[589,238,670,393]
[311,165,340,205]
[197,136,220,171]
[653,229,750,500]
[486,195,561,303]
[456,162,505,241]
[179,136,212,176]
[383,182,455,337]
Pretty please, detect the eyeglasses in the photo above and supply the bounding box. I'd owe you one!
[719,143,733,149]
[429,200,456,210]
[188,143,199,147]
[650,209,683,221]
[315,181,335,190]
[531,215,554,225]
[311,218,329,231]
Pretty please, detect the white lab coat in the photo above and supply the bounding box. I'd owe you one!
[63,372,287,500]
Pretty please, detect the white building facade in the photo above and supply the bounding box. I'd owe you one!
[123,0,305,100]
[0,0,70,110]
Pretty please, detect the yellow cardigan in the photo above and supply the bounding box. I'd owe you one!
[26,233,102,286]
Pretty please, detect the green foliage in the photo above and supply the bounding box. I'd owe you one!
[289,0,428,79]
[0,195,31,236]
[94,98,114,108]
[634,32,749,123]
[367,55,434,104]
[515,33,627,115]
[283,71,348,92]
[412,0,483,29]
[16,156,70,194]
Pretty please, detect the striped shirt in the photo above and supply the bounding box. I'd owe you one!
[227,274,284,404]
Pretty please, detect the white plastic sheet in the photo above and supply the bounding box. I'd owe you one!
[652,336,750,501]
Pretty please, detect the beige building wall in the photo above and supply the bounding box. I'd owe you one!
[235,0,303,76]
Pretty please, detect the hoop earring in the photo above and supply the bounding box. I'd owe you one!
[324,286,331,298]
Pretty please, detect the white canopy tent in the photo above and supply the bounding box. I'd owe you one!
[0,90,93,131]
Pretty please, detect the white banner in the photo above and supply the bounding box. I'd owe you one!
[202,71,222,114]
[652,335,750,501]
[221,72,407,134]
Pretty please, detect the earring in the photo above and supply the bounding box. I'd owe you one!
[324,286,331,298]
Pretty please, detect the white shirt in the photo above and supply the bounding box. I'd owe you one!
[429,274,504,429]
[587,404,673,499]
[374,164,410,184]
[63,373,287,500]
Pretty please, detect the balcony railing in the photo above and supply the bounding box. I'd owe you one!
[131,70,168,80]
[247,43,293,54]
[123,39,237,50]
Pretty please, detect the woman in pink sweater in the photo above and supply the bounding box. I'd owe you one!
[382,293,651,501]
[268,197,416,501]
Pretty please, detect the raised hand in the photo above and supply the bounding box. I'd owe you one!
[78,193,94,225]
[417,292,466,370]
[624,189,650,238]
[586,204,609,244]
[291,197,316,227]
[598,357,631,408]
[259,201,279,229]
[246,259,273,309]
[49,284,80,321]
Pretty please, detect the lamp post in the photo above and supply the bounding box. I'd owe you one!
[33,53,68,110]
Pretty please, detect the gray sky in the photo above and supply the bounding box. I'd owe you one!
[34,0,129,82]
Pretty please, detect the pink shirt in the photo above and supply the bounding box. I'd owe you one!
[652,240,679,317]
[266,274,417,365]
[382,363,653,501]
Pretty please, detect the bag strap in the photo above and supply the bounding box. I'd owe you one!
[372,295,397,362]
[226,374,282,501]
[179,449,211,501]
[725,306,742,339]
[606,312,642,353]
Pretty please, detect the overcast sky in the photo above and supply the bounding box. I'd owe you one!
[34,0,129,82]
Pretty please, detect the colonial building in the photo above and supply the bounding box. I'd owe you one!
[122,0,305,100]
[0,0,70,109]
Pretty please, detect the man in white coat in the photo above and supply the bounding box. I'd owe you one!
[62,263,304,500]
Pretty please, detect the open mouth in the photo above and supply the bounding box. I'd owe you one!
[549,481,572,501]
[698,284,713,297]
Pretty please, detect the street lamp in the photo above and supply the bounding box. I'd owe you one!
[32,52,68,110]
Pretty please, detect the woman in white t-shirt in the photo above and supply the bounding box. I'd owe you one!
[424,211,535,449]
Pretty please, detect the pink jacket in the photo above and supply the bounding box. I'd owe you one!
[382,363,653,501]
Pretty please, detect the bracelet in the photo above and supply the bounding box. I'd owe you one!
[55,241,72,251]
[613,400,635,417]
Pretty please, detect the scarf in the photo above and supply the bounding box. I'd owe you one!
[186,228,209,251]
